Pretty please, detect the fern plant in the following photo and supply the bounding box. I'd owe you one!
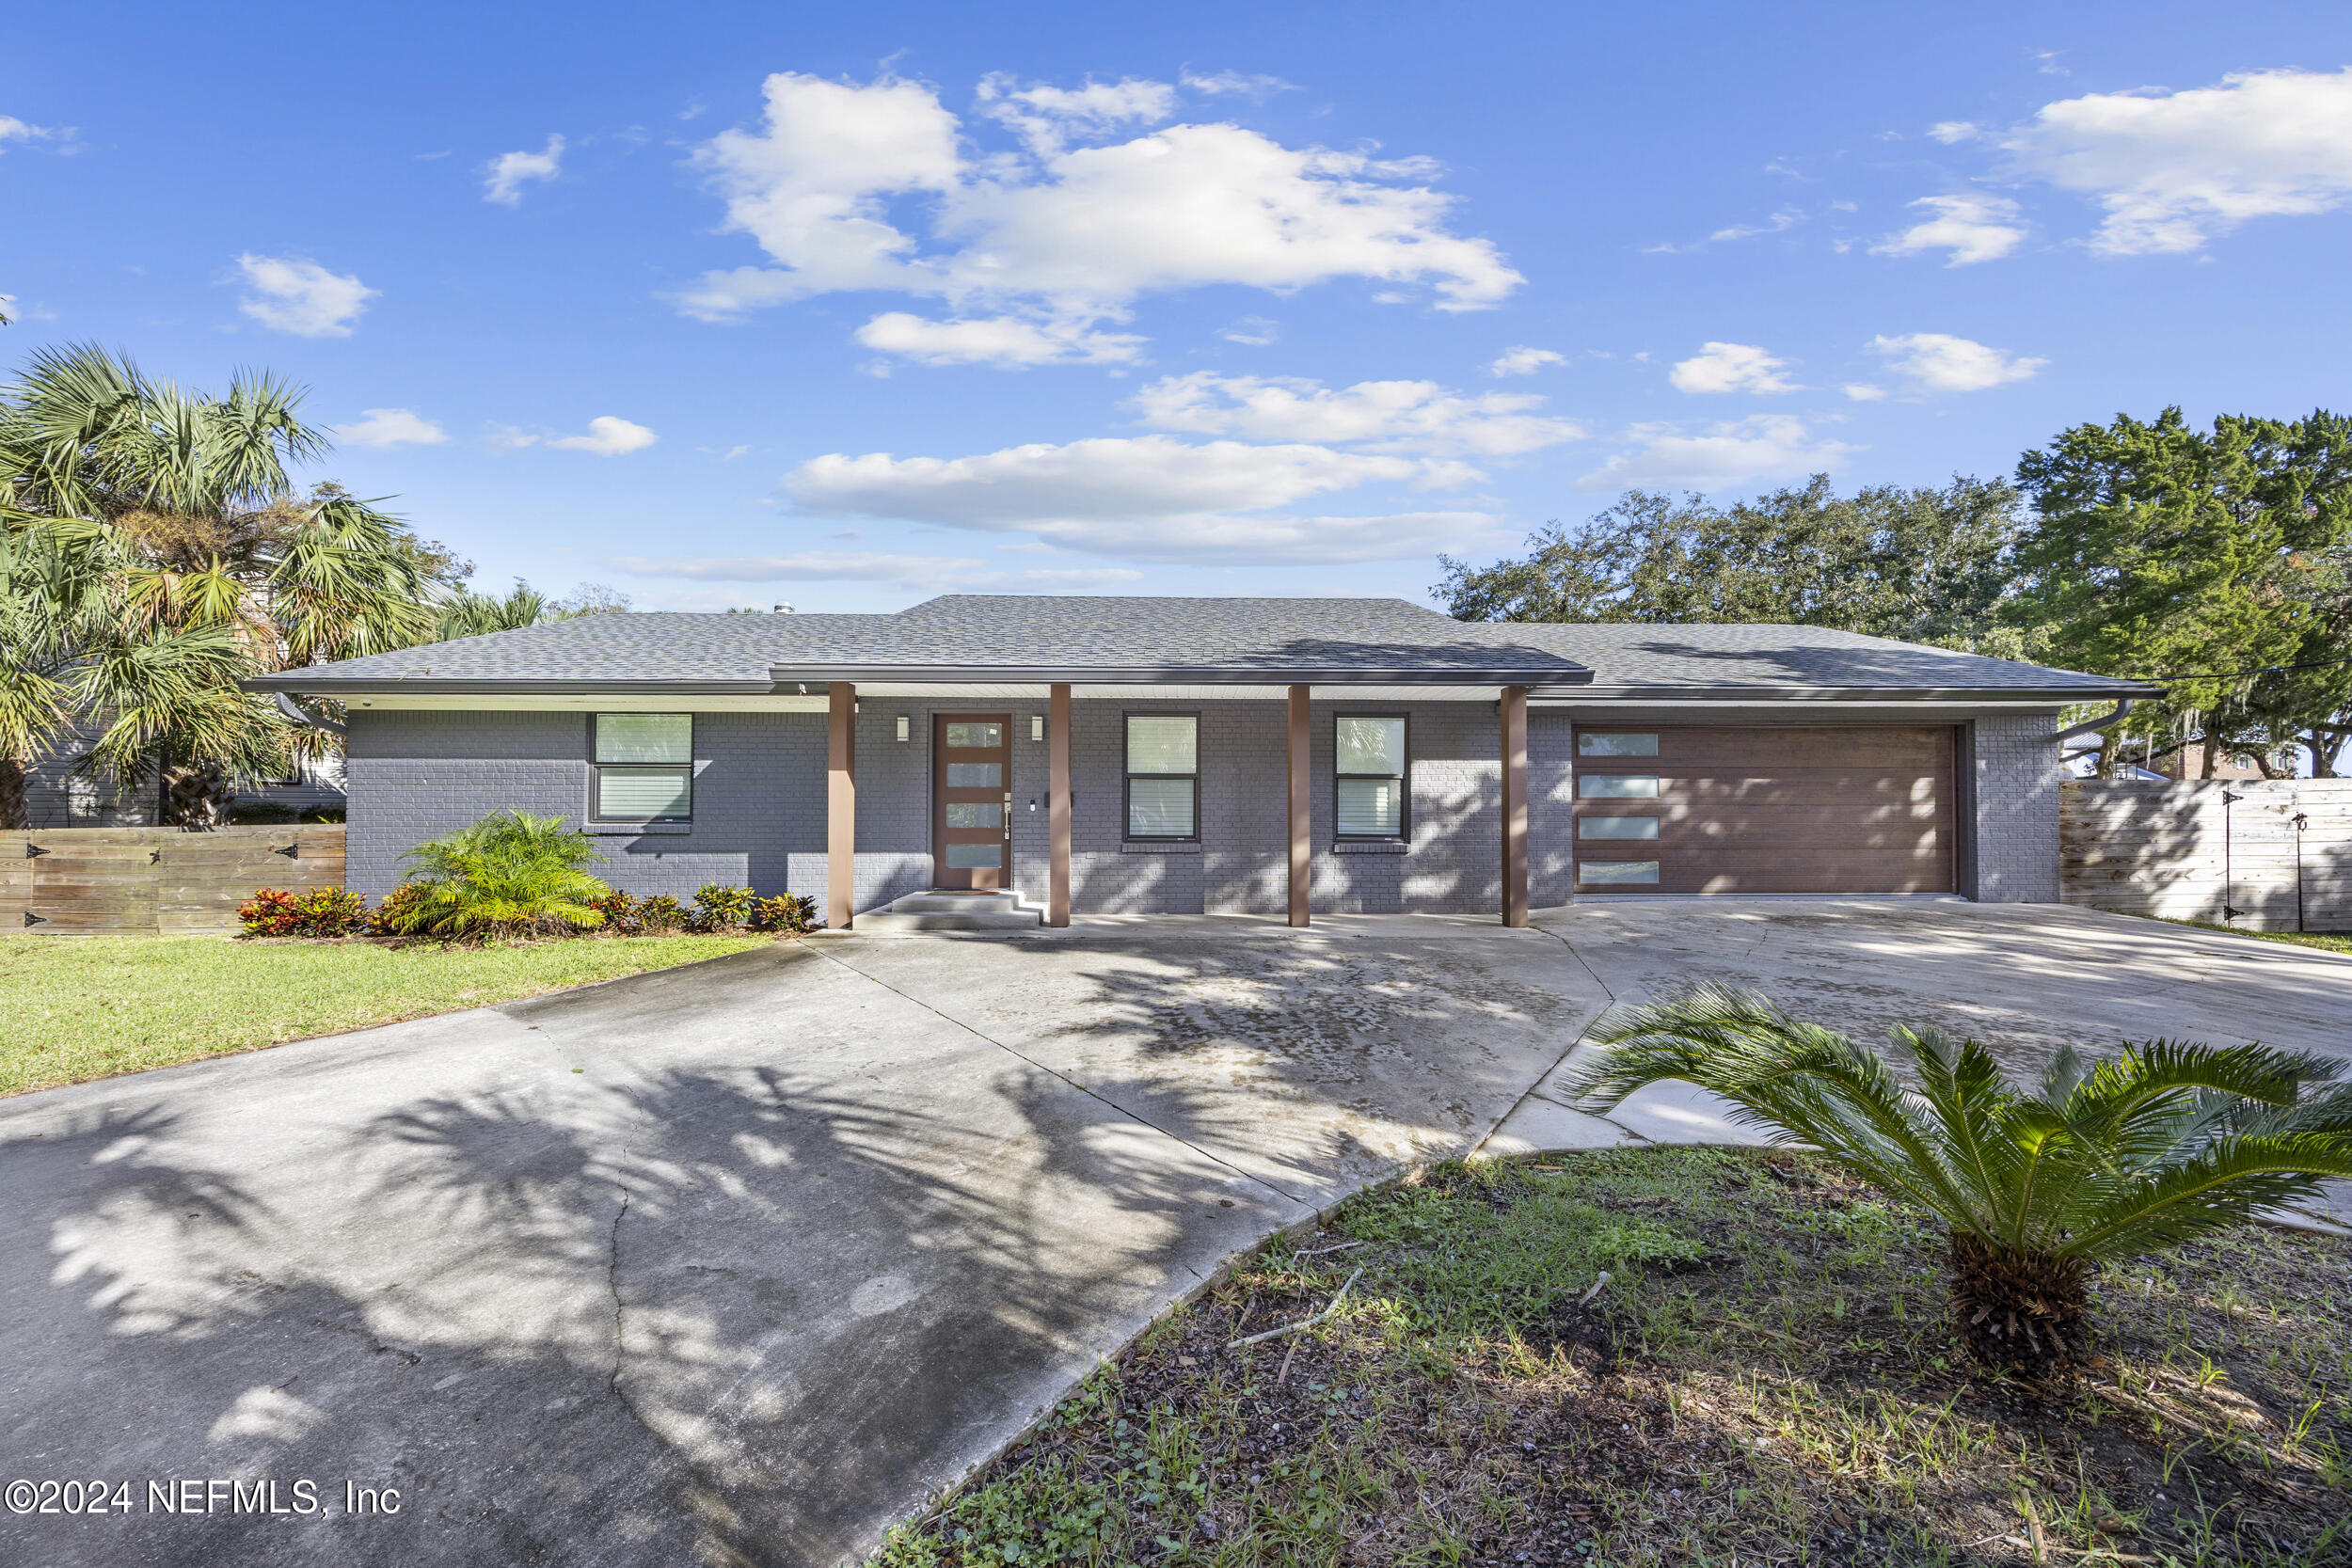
[1567,985,2352,1372]
[382,810,611,939]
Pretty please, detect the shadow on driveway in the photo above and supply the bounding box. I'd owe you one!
[0,918,1603,1567]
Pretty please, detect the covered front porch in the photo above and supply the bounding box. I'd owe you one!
[817,682,1535,930]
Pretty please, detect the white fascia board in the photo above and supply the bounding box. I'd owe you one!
[355,694,830,712]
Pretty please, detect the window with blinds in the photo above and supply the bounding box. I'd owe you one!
[594,714,692,822]
[1335,715,1406,838]
[1125,714,1199,839]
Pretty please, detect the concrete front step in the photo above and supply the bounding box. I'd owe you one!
[853,890,1043,934]
[889,892,1028,914]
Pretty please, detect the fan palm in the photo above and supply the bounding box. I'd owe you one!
[435,579,548,641]
[0,343,445,826]
[384,811,612,939]
[1567,985,2352,1373]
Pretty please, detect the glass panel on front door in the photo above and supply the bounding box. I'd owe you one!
[934,712,1014,892]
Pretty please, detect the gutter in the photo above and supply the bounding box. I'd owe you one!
[2054,698,2137,742]
[1532,682,2162,705]
[765,663,1596,686]
[274,691,348,737]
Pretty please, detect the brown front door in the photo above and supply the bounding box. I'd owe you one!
[932,713,1012,891]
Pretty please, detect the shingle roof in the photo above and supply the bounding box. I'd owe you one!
[1479,621,2145,696]
[249,595,2152,699]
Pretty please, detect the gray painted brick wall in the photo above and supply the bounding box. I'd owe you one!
[346,710,825,900]
[1970,711,2062,903]
[344,700,2066,915]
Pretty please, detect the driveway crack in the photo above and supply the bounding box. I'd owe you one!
[808,942,1307,1208]
[607,1156,632,1402]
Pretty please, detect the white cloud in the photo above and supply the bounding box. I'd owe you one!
[781,434,1487,562]
[853,310,1145,367]
[1218,315,1279,346]
[674,71,1521,358]
[1668,341,1799,395]
[231,255,377,337]
[1869,195,2028,265]
[1928,121,1983,145]
[0,115,56,148]
[977,74,1177,154]
[484,135,564,205]
[1707,209,1802,243]
[1842,383,1888,402]
[611,549,982,581]
[1178,70,1297,100]
[2000,68,2352,255]
[1488,346,1565,376]
[606,549,1145,592]
[1867,332,2045,391]
[484,417,658,455]
[329,408,448,447]
[1132,372,1582,455]
[1576,416,1856,492]
[543,416,658,455]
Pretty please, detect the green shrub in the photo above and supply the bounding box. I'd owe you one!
[753,892,818,934]
[586,888,642,935]
[1570,984,2352,1373]
[237,886,369,938]
[370,882,435,936]
[379,810,611,940]
[691,883,756,931]
[632,894,687,934]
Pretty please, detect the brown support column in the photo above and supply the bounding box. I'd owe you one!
[1501,684,1529,927]
[1287,684,1311,927]
[1048,683,1072,927]
[827,682,856,930]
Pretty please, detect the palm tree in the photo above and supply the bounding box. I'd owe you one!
[1567,985,2352,1373]
[435,578,548,641]
[0,343,444,826]
[382,810,611,938]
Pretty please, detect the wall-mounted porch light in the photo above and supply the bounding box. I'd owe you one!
[896,714,910,742]
[1030,715,1044,742]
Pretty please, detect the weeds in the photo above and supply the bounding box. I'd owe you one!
[876,1148,2352,1566]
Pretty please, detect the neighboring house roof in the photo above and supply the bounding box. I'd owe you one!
[247,594,2155,701]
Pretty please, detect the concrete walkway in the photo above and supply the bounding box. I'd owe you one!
[0,916,1605,1568]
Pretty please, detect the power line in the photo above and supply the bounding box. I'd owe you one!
[2126,653,2352,683]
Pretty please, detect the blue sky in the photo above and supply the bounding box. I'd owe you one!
[7,1,2351,612]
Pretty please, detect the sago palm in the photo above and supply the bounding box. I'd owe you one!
[386,811,612,939]
[1567,985,2352,1373]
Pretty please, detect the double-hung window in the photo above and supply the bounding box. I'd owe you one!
[594,714,692,823]
[1335,716,1406,839]
[1125,715,1199,839]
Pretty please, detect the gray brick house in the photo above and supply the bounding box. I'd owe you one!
[248,595,2152,928]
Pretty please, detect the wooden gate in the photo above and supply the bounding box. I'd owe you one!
[2060,779,2352,932]
[0,827,346,935]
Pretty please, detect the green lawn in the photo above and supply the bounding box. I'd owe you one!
[883,1148,2350,1566]
[0,931,775,1097]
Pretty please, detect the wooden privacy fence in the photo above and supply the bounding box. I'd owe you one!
[0,827,345,935]
[2061,779,2352,932]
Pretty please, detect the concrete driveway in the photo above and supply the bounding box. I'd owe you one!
[1490,900,2352,1230]
[5,901,2347,1567]
[0,917,1604,1568]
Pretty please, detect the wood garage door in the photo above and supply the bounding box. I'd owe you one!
[1572,725,1957,895]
